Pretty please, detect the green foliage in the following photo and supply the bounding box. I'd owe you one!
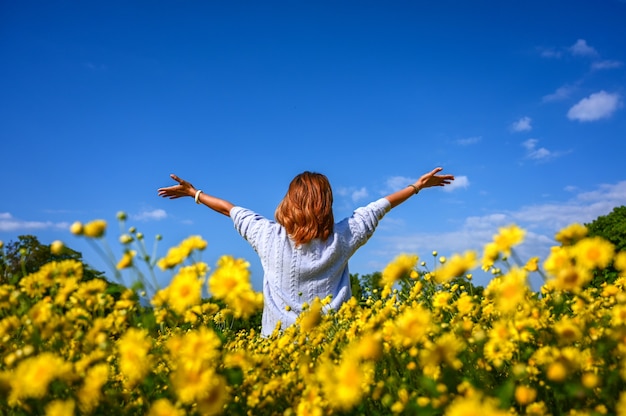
[0,235,105,284]
[586,205,626,252]
[584,206,626,287]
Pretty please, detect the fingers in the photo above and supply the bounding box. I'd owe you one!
[170,173,182,184]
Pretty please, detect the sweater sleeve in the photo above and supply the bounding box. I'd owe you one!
[230,206,270,252]
[340,197,391,252]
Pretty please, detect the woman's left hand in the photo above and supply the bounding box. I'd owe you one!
[157,174,196,199]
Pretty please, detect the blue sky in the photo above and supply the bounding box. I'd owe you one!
[1,0,625,292]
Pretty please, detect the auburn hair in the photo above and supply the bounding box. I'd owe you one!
[275,171,334,246]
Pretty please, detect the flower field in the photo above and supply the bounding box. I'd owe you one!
[2,220,626,415]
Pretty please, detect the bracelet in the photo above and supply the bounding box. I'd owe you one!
[407,184,419,194]
[194,190,203,204]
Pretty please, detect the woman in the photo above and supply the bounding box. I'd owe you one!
[158,167,454,336]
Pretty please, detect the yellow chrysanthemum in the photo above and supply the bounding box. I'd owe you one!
[381,253,418,287]
[393,304,431,347]
[572,236,615,271]
[434,250,477,284]
[318,355,373,411]
[550,264,592,292]
[157,235,208,270]
[9,352,72,405]
[555,223,588,245]
[487,267,529,314]
[208,255,262,318]
[514,385,537,406]
[50,240,64,255]
[167,266,205,315]
[299,297,324,332]
[420,332,464,370]
[45,399,76,416]
[554,317,583,344]
[77,363,109,412]
[209,255,251,298]
[83,219,107,238]
[116,250,136,270]
[444,393,510,416]
[481,241,500,271]
[147,398,184,416]
[493,224,525,257]
[117,328,152,387]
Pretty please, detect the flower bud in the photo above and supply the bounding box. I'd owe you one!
[70,221,83,235]
[50,240,64,255]
[83,220,107,238]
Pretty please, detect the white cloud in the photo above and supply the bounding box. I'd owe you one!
[131,209,167,221]
[569,39,598,57]
[567,91,622,122]
[592,60,623,70]
[511,116,532,132]
[444,175,469,192]
[385,176,415,192]
[522,138,556,161]
[351,187,369,202]
[0,212,68,232]
[456,136,482,146]
[542,85,575,102]
[538,47,562,59]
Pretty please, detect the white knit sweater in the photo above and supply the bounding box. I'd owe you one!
[231,197,391,336]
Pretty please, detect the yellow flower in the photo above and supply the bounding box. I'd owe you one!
[181,234,208,252]
[494,224,525,256]
[554,317,582,344]
[572,236,615,270]
[318,356,373,411]
[117,328,152,387]
[393,304,431,347]
[147,398,184,416]
[78,363,109,412]
[433,291,452,310]
[581,372,600,389]
[197,380,230,416]
[209,255,251,298]
[83,219,107,238]
[487,267,529,314]
[208,255,262,318]
[444,393,510,416]
[547,361,568,382]
[167,266,205,315]
[9,352,72,405]
[481,242,500,271]
[515,385,537,405]
[419,332,464,370]
[550,264,592,292]
[455,292,475,316]
[157,236,208,270]
[50,240,64,255]
[45,399,76,416]
[299,297,323,332]
[158,246,187,270]
[524,256,540,272]
[434,251,477,284]
[381,253,418,287]
[116,250,136,270]
[171,365,226,405]
[555,223,588,245]
[70,221,83,235]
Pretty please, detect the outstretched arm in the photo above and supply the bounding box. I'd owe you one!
[157,174,234,217]
[385,167,455,209]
